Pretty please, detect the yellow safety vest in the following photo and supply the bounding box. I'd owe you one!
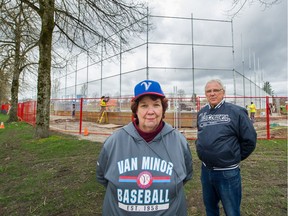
[249,104,256,113]
[100,99,107,107]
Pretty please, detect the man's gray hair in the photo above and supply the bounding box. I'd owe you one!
[205,79,226,91]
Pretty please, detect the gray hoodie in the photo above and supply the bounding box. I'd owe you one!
[96,122,193,216]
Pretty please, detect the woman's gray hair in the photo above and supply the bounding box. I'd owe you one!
[205,79,226,91]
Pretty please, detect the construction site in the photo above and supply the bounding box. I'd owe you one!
[14,95,288,142]
[13,14,287,141]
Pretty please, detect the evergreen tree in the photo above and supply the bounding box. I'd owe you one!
[263,81,274,96]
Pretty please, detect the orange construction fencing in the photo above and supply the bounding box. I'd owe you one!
[17,101,37,126]
[13,96,288,140]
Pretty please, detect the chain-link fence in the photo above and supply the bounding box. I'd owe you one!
[15,96,288,140]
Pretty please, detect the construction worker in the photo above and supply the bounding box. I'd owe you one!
[72,103,76,118]
[249,102,256,123]
[98,96,109,123]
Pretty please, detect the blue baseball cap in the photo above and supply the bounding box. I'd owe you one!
[133,80,165,101]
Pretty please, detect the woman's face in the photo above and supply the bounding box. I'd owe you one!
[136,95,163,133]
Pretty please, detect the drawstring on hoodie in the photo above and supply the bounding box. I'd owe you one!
[140,130,181,198]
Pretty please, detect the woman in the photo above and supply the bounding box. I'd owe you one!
[96,79,193,215]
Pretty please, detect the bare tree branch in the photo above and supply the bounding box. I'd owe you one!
[225,0,281,18]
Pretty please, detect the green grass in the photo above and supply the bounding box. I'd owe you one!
[0,114,287,215]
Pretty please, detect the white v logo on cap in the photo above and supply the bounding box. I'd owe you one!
[133,79,165,101]
[141,81,152,91]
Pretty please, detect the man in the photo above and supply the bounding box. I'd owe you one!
[196,79,257,216]
[249,102,256,123]
[98,96,109,123]
[72,103,76,118]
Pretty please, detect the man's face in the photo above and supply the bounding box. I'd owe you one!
[205,81,225,108]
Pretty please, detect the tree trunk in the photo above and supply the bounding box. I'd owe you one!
[34,0,55,138]
[7,16,22,123]
[7,71,20,122]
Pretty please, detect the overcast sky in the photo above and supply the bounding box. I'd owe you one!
[146,0,287,96]
[23,0,286,100]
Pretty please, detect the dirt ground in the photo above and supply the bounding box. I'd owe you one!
[50,115,287,143]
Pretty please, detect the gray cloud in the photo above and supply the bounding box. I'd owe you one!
[41,0,286,100]
[148,0,287,96]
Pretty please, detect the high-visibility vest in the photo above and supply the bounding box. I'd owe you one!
[100,99,107,107]
[249,104,256,113]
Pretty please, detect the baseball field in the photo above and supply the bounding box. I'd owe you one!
[0,113,287,215]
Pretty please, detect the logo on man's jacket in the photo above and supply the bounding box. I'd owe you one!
[199,112,231,127]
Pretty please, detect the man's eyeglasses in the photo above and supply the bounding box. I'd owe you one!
[205,88,223,94]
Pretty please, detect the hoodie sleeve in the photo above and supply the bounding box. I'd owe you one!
[183,142,193,185]
[96,146,108,187]
[238,108,257,160]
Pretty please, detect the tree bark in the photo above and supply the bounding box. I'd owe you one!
[35,0,55,138]
[7,40,21,122]
[7,11,22,123]
[7,71,20,122]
